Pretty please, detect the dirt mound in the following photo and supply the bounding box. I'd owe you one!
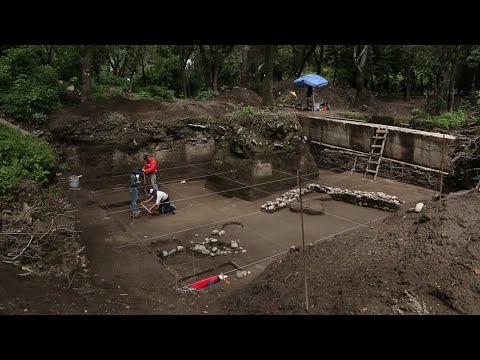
[224,189,480,314]
[0,181,84,282]
[216,87,262,107]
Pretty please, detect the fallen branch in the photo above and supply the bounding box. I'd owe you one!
[15,205,38,224]
[10,235,34,261]
[284,271,299,282]
[66,271,76,290]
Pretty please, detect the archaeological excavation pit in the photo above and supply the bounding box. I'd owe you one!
[59,107,464,289]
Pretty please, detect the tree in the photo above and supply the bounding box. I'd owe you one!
[313,45,324,75]
[353,45,369,104]
[294,45,316,77]
[198,45,235,92]
[262,45,274,107]
[404,45,412,99]
[174,45,196,98]
[447,45,462,112]
[81,45,93,102]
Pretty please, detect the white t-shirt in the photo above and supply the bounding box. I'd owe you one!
[155,191,169,205]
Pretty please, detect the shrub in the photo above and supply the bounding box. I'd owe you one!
[135,85,175,100]
[0,124,58,195]
[195,90,216,102]
[0,47,61,123]
[431,111,468,128]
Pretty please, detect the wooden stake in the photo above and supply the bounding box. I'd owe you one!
[439,134,446,210]
[297,154,309,311]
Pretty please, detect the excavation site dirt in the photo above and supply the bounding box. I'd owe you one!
[1,87,479,315]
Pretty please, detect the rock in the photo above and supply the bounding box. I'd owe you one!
[162,251,169,257]
[230,240,238,248]
[241,249,247,253]
[211,247,218,252]
[169,249,177,256]
[202,250,211,255]
[210,253,216,257]
[80,256,88,268]
[236,270,247,279]
[218,230,226,236]
[177,246,184,252]
[415,203,424,212]
[67,85,75,92]
[212,230,219,235]
[194,233,198,237]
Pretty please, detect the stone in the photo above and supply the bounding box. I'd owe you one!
[177,246,184,252]
[168,249,177,256]
[415,203,424,212]
[212,230,219,235]
[241,249,247,253]
[162,251,169,257]
[202,250,211,255]
[211,247,218,252]
[218,230,226,236]
[230,240,238,248]
[66,85,75,92]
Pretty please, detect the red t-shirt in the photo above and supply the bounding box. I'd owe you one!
[142,156,158,174]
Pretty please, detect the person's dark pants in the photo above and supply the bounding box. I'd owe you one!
[159,196,174,214]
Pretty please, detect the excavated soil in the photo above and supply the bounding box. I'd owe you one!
[222,189,480,314]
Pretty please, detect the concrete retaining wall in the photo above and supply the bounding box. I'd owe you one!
[299,116,456,171]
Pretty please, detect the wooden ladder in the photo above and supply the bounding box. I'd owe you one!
[364,126,389,181]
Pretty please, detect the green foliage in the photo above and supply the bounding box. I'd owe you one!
[91,82,109,101]
[0,47,61,122]
[229,105,257,121]
[135,85,175,100]
[195,89,216,102]
[99,71,129,90]
[0,124,58,195]
[430,111,468,128]
[411,108,430,119]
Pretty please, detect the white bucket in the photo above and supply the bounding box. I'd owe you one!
[69,175,82,188]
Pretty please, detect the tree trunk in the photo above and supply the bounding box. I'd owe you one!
[332,47,339,85]
[405,45,412,100]
[262,45,274,107]
[353,45,369,105]
[44,45,54,65]
[313,45,324,75]
[295,45,316,77]
[179,46,187,98]
[211,45,218,92]
[471,70,476,103]
[240,45,248,87]
[447,45,461,112]
[81,45,93,103]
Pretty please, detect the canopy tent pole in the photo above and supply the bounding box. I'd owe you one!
[312,89,315,111]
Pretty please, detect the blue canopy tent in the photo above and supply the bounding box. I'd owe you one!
[294,74,329,111]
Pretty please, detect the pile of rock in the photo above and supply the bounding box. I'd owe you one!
[308,184,404,211]
[261,183,404,213]
[158,245,184,259]
[188,229,247,257]
[260,188,314,213]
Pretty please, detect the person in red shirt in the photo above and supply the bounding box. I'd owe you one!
[142,155,159,191]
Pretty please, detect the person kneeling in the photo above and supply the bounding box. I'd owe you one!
[142,188,176,215]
